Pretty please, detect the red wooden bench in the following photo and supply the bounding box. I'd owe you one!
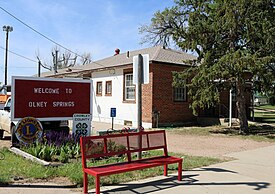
[80,130,183,194]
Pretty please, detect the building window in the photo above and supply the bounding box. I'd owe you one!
[124,73,135,101]
[105,81,112,96]
[173,86,187,102]
[96,81,102,96]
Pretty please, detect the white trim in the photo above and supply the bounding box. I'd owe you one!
[11,76,91,83]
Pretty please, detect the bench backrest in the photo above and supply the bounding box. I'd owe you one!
[80,130,168,167]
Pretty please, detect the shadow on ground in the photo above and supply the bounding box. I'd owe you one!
[0,183,76,189]
[96,168,270,194]
[210,125,275,140]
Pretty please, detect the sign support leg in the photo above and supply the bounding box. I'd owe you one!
[112,117,114,130]
[137,54,143,159]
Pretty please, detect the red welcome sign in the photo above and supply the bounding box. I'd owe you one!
[11,76,92,121]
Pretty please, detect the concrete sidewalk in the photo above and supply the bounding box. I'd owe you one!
[92,144,275,194]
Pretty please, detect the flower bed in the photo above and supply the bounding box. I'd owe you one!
[21,131,81,163]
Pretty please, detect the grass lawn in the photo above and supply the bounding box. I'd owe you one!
[162,124,275,142]
[257,104,275,110]
[252,104,275,124]
[253,111,275,123]
[0,147,223,188]
[160,125,219,136]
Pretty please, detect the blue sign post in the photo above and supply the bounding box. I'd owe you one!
[110,108,116,130]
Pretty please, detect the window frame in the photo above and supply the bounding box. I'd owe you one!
[96,81,103,96]
[173,86,187,102]
[123,69,136,102]
[105,80,112,96]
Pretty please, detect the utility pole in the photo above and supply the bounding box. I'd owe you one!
[137,54,143,159]
[3,25,13,87]
[54,50,58,74]
[37,56,51,76]
[37,58,41,77]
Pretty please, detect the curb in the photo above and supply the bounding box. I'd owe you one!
[9,147,63,166]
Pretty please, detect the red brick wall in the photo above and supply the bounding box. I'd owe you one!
[150,62,195,126]
[141,68,153,123]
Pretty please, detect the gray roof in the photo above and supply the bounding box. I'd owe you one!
[42,46,197,77]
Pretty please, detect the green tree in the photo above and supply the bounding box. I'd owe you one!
[140,0,275,133]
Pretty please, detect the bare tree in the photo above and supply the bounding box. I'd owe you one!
[35,47,92,74]
[80,52,92,65]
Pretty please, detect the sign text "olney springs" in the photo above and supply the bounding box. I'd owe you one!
[29,87,75,108]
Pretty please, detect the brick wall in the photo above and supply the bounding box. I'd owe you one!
[150,62,195,127]
[141,67,153,123]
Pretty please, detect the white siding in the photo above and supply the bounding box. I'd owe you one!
[91,67,151,129]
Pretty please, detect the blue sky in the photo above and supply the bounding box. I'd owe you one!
[0,0,174,84]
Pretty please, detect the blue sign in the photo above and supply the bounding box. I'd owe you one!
[110,108,116,117]
[15,117,43,144]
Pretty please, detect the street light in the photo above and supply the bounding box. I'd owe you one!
[3,25,13,87]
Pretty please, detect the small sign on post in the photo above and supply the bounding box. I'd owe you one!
[133,54,149,84]
[110,108,116,117]
[110,108,116,130]
[73,114,92,137]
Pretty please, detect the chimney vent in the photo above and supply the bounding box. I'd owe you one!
[114,48,120,55]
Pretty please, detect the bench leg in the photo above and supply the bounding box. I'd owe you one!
[164,164,168,176]
[83,172,88,194]
[95,175,100,194]
[178,161,182,181]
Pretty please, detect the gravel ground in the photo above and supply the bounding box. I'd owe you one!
[166,131,274,159]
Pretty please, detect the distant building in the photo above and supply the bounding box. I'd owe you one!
[254,93,269,106]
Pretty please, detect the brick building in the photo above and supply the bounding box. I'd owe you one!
[42,46,251,128]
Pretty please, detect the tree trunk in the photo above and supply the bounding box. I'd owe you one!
[235,80,249,133]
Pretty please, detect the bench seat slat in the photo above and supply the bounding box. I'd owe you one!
[84,156,182,176]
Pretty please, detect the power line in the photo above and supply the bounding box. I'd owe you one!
[0,6,109,70]
[0,6,81,58]
[0,46,36,63]
[9,66,36,69]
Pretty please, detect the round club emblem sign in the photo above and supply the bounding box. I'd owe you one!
[15,117,43,144]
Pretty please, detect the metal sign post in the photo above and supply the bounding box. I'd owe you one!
[137,54,143,133]
[133,54,149,159]
[137,54,143,159]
